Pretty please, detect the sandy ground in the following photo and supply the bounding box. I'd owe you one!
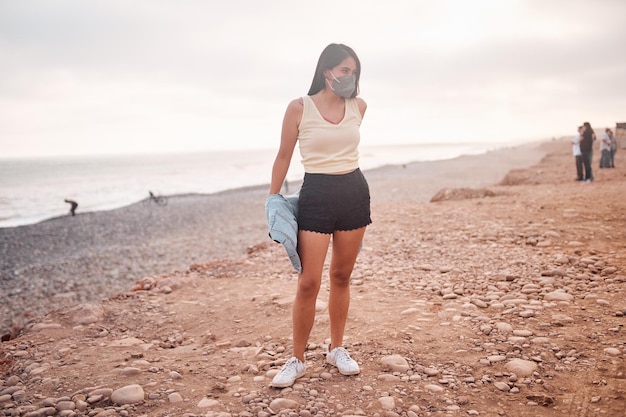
[0,139,554,335]
[1,139,625,417]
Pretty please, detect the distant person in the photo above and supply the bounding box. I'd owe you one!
[64,199,78,216]
[149,190,155,199]
[599,128,612,168]
[267,43,369,388]
[572,126,584,181]
[580,122,595,182]
[609,129,617,168]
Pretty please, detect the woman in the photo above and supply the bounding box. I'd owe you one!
[267,43,370,388]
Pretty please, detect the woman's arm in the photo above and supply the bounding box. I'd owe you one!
[269,98,303,194]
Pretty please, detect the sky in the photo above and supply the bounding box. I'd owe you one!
[1,0,625,158]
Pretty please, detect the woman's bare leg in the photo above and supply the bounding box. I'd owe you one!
[292,230,331,361]
[328,227,366,349]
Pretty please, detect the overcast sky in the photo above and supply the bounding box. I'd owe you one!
[1,0,625,158]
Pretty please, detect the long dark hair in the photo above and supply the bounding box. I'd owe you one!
[307,43,361,98]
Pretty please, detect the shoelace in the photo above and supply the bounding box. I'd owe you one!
[280,358,300,374]
[334,348,352,364]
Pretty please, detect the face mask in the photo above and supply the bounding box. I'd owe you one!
[328,72,356,98]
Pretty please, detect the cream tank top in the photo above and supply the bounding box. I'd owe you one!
[297,95,362,174]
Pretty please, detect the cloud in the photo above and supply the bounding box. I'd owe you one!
[1,0,625,157]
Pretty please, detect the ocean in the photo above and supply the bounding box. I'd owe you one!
[0,141,518,228]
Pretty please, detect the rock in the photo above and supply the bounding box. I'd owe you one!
[31,323,63,331]
[544,290,573,302]
[119,367,141,376]
[505,359,538,377]
[66,303,105,324]
[471,299,489,308]
[378,374,401,382]
[604,348,621,356]
[109,337,145,347]
[168,392,184,403]
[526,394,555,406]
[380,355,410,373]
[198,398,220,408]
[551,314,574,324]
[88,388,113,398]
[601,267,617,276]
[424,384,444,393]
[496,322,513,334]
[110,384,145,405]
[168,371,182,379]
[56,400,75,411]
[494,381,511,392]
[268,398,299,413]
[378,396,395,410]
[424,367,440,376]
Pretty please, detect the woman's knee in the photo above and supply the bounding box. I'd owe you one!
[297,275,321,298]
[329,268,353,287]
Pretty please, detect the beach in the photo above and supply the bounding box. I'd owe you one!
[0,139,554,335]
[1,138,625,416]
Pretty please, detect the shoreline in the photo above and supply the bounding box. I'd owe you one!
[0,138,555,230]
[0,138,565,335]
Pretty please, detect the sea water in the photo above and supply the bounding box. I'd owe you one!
[0,142,512,228]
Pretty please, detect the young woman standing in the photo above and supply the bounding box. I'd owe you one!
[268,43,370,388]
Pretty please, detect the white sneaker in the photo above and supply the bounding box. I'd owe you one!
[326,346,360,375]
[269,357,306,388]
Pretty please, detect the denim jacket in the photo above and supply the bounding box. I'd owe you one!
[265,193,301,273]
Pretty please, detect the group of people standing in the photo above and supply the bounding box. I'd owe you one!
[599,128,618,169]
[572,122,617,182]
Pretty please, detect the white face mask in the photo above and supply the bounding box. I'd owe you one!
[327,72,356,98]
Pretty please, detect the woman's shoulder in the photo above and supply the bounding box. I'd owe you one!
[354,97,367,116]
[285,97,305,115]
[288,97,305,107]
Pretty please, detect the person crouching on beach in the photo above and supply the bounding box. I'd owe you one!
[267,43,371,388]
[64,199,78,216]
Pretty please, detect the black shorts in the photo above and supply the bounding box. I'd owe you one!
[298,168,371,234]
